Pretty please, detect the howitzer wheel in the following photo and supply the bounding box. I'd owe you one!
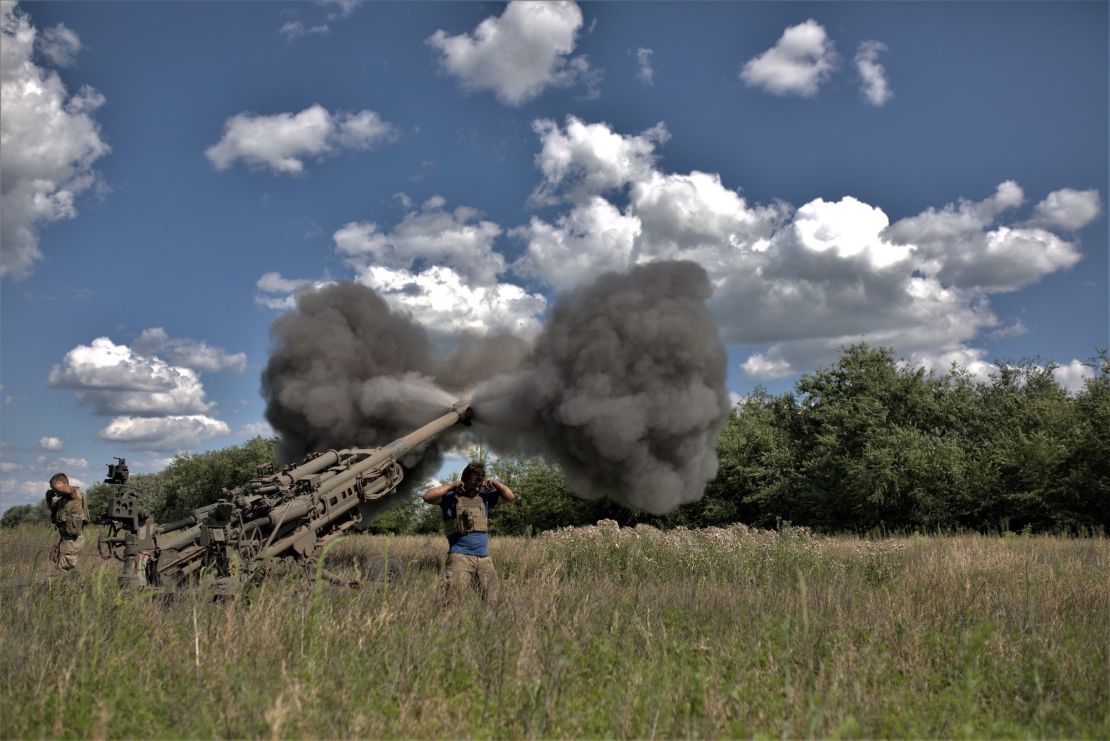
[238,525,264,562]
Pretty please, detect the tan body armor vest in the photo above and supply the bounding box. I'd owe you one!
[444,487,490,537]
[55,489,89,538]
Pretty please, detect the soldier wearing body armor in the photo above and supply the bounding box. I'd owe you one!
[423,462,515,602]
[45,472,88,572]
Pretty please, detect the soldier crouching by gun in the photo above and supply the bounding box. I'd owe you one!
[423,462,515,603]
[45,473,89,573]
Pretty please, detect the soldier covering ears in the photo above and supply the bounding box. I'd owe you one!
[45,472,88,572]
[423,461,515,602]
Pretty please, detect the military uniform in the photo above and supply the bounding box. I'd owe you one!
[48,486,88,571]
[440,484,500,602]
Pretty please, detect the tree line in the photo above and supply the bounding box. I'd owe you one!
[4,345,1106,534]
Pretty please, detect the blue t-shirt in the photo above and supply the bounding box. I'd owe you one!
[441,485,499,556]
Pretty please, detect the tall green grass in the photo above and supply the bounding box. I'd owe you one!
[2,523,1107,738]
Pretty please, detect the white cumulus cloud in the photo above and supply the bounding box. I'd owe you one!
[99,415,230,451]
[513,117,1099,381]
[334,197,505,285]
[39,436,63,451]
[238,421,275,438]
[254,272,335,309]
[328,195,548,337]
[48,336,218,418]
[883,181,1024,257]
[427,1,597,106]
[37,22,80,66]
[354,264,546,338]
[0,478,52,509]
[257,271,314,294]
[630,170,789,268]
[904,347,999,384]
[513,196,641,291]
[741,19,836,97]
[531,116,668,204]
[792,196,909,268]
[884,182,1082,292]
[1,1,110,279]
[205,104,394,175]
[133,327,247,374]
[1029,188,1102,231]
[740,352,794,379]
[905,354,1096,393]
[855,40,892,106]
[1053,359,1095,394]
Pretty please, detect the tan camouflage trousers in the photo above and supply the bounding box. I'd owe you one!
[53,532,84,571]
[442,553,497,604]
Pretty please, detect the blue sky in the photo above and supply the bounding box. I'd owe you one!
[1,1,1106,513]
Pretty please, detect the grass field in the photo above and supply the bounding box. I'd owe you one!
[1,522,1107,738]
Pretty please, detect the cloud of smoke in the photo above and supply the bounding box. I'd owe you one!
[471,261,730,514]
[262,261,729,514]
[435,332,530,392]
[261,284,453,485]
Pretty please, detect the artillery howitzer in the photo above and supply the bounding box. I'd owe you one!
[97,401,471,592]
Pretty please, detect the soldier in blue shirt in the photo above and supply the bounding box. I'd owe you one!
[423,461,515,602]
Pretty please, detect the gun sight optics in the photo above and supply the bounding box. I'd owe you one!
[105,457,130,485]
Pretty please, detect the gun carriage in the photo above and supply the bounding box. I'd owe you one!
[98,401,471,592]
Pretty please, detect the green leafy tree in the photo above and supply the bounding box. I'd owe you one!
[157,437,279,520]
[0,502,51,528]
[785,344,956,530]
[1061,351,1110,530]
[968,361,1083,531]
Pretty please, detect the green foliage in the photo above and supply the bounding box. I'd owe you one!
[1060,351,1110,528]
[681,344,1108,534]
[0,501,50,528]
[156,436,280,520]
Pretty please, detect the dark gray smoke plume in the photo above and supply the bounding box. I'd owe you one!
[471,261,730,515]
[436,332,530,391]
[261,284,456,484]
[262,262,729,514]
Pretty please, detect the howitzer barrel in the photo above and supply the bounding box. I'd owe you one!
[158,515,199,533]
[274,401,470,489]
[157,525,203,552]
[283,450,343,483]
[156,502,218,534]
[315,400,471,499]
